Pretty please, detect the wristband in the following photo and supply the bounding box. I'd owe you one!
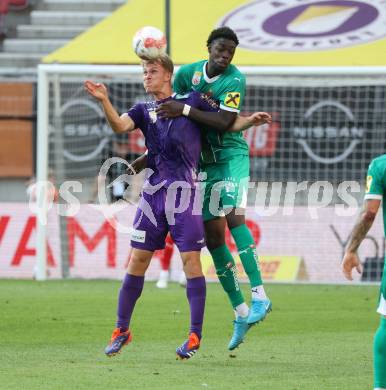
[182,104,191,117]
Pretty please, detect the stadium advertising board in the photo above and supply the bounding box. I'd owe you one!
[0,204,383,283]
[56,81,382,184]
[45,0,386,66]
[244,86,384,182]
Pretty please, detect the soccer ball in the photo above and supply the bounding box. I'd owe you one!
[132,26,167,59]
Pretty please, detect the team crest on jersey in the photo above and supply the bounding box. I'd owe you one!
[192,71,202,86]
[148,110,157,123]
[224,92,240,109]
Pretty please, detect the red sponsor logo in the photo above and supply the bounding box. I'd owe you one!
[242,113,280,157]
[1,214,117,269]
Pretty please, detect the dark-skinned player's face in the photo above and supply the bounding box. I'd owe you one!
[208,38,237,71]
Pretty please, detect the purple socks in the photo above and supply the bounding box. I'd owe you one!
[186,276,206,339]
[116,273,144,331]
[115,273,206,339]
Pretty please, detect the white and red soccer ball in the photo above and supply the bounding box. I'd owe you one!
[132,26,167,59]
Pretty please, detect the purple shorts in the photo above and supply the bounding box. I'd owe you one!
[130,186,205,253]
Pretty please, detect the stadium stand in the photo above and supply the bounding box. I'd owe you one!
[0,0,125,200]
[0,0,125,72]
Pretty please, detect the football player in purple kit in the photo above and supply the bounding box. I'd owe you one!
[84,55,270,360]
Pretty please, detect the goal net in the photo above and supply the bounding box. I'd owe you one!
[35,64,386,284]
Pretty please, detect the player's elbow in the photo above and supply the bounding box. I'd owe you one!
[112,124,126,133]
[217,116,236,132]
[113,120,132,134]
[362,210,377,223]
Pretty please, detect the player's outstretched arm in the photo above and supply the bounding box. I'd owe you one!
[230,112,272,133]
[342,199,380,280]
[156,100,236,132]
[84,80,135,133]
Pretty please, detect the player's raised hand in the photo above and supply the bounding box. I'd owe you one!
[342,252,362,281]
[84,80,108,102]
[156,100,184,118]
[247,112,272,126]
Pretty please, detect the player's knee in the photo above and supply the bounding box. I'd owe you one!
[127,253,150,274]
[225,210,245,229]
[183,257,203,278]
[205,229,225,249]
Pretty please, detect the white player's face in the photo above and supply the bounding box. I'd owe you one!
[142,62,170,93]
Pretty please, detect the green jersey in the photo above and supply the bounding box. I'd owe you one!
[365,154,386,234]
[365,155,386,307]
[173,60,248,163]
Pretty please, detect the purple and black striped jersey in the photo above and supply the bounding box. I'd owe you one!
[128,91,218,188]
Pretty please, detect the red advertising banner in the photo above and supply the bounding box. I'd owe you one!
[0,203,383,283]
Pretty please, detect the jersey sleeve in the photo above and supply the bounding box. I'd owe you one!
[194,93,219,113]
[173,64,191,94]
[127,103,145,130]
[219,75,246,113]
[364,160,384,200]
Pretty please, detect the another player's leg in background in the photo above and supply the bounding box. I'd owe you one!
[374,316,386,389]
[374,289,386,390]
[226,208,272,325]
[105,248,153,357]
[156,233,174,288]
[204,217,250,350]
[176,250,206,359]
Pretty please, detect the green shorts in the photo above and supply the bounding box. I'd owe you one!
[378,259,386,315]
[200,154,250,222]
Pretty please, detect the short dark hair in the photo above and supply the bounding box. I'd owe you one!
[207,27,239,47]
[141,54,174,75]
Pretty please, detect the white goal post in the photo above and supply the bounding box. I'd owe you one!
[36,64,386,282]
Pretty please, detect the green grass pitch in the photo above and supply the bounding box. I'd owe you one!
[0,280,379,389]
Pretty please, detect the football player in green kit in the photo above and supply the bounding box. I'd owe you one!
[156,27,272,351]
[342,155,386,390]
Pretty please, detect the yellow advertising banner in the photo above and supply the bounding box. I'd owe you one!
[201,254,306,282]
[44,0,386,65]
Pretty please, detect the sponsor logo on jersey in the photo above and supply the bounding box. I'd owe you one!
[366,175,373,193]
[192,71,202,85]
[219,0,386,51]
[224,92,240,109]
[131,229,146,243]
[292,100,364,164]
[200,93,219,109]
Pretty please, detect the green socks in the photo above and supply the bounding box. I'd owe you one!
[209,245,244,308]
[231,224,263,288]
[374,317,386,389]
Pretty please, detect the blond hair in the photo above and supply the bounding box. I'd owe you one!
[141,54,174,75]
